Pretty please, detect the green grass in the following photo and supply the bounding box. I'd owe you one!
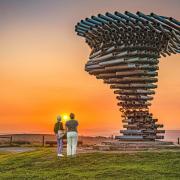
[0,148,180,180]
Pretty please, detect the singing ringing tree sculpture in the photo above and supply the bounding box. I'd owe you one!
[75,11,180,141]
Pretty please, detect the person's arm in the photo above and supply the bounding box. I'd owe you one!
[75,120,78,131]
[65,121,68,132]
[54,123,57,134]
[60,122,64,130]
[76,121,79,128]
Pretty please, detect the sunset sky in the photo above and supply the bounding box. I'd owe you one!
[0,0,180,136]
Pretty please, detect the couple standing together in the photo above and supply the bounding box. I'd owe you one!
[54,113,78,157]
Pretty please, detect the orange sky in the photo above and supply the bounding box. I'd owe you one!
[0,0,180,136]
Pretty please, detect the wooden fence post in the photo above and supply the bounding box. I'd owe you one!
[10,136,12,146]
[42,135,45,147]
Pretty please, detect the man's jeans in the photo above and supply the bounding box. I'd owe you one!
[56,136,63,154]
[67,131,78,156]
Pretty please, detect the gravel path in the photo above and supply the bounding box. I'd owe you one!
[0,147,35,153]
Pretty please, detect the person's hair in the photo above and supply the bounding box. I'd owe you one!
[57,115,61,121]
[70,113,75,119]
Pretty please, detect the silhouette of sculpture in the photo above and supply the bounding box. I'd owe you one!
[75,11,180,141]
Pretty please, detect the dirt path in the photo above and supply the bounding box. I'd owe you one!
[0,147,35,153]
[1,146,180,154]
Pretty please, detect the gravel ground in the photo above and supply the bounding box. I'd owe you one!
[0,147,35,153]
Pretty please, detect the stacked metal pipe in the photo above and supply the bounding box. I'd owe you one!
[75,11,180,141]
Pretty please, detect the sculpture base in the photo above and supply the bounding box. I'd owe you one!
[115,135,164,141]
[116,128,165,141]
[93,140,179,151]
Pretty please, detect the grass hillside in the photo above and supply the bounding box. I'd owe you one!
[0,148,180,179]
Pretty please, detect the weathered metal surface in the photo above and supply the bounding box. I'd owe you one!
[75,11,180,141]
